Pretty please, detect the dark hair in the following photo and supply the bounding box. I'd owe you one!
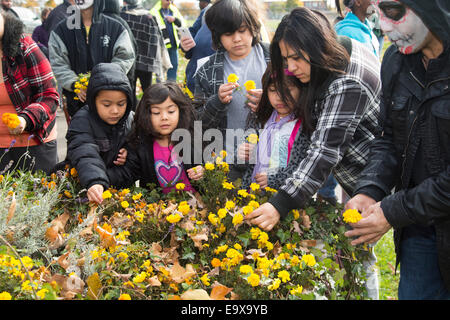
[255,64,302,126]
[127,82,195,147]
[270,7,350,135]
[205,0,261,50]
[41,7,52,21]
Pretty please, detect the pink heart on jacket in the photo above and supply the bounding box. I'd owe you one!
[155,160,182,186]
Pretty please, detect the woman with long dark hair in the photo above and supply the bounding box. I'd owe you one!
[244,7,382,300]
[246,7,381,233]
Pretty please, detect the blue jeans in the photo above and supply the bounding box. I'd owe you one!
[167,47,178,81]
[398,227,450,300]
[317,174,337,199]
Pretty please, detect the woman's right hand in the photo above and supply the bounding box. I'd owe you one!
[218,83,238,104]
[87,184,104,204]
[344,194,376,215]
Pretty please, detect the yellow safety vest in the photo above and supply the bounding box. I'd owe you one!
[150,3,185,49]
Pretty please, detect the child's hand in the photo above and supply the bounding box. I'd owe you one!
[113,148,127,166]
[76,88,87,102]
[218,83,238,104]
[187,165,204,181]
[237,142,255,161]
[246,89,262,112]
[254,172,268,189]
[87,184,104,204]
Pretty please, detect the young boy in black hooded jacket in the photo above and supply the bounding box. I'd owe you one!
[66,62,135,204]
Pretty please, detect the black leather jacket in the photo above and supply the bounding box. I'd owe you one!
[354,44,450,290]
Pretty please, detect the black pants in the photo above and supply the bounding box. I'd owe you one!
[135,70,153,93]
[0,140,58,175]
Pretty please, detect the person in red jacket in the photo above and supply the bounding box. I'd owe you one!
[0,10,60,174]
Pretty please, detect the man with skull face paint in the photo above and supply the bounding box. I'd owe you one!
[345,0,450,299]
[49,0,135,118]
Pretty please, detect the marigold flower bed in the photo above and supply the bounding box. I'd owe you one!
[0,162,370,300]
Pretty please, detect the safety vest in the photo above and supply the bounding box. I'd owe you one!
[150,2,185,49]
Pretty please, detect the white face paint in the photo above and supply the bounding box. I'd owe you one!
[376,0,430,54]
[75,0,94,10]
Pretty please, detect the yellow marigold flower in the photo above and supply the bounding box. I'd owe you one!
[232,213,243,226]
[36,288,48,300]
[217,208,227,219]
[132,193,142,201]
[175,182,185,190]
[102,190,112,199]
[227,73,239,83]
[219,150,227,158]
[74,82,82,89]
[225,200,235,210]
[218,223,226,233]
[264,187,277,193]
[21,256,34,269]
[258,231,269,243]
[215,156,223,165]
[121,201,129,209]
[64,190,73,198]
[205,162,215,170]
[244,80,256,91]
[208,213,219,226]
[166,214,182,224]
[237,189,249,198]
[200,273,210,286]
[119,293,131,300]
[70,167,78,177]
[133,272,147,283]
[220,161,230,173]
[342,209,363,223]
[117,252,128,261]
[247,273,260,287]
[248,200,260,209]
[234,243,242,250]
[80,77,88,83]
[301,254,316,267]
[292,209,300,220]
[21,280,33,292]
[265,241,274,251]
[250,182,260,191]
[215,244,228,255]
[278,270,290,283]
[74,88,81,94]
[250,227,261,240]
[239,265,253,274]
[0,291,12,300]
[247,134,259,145]
[178,201,190,215]
[290,285,303,296]
[242,205,253,216]
[268,278,281,291]
[2,113,21,129]
[291,255,300,266]
[222,181,234,190]
[211,258,221,268]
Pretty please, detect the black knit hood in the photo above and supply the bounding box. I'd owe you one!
[86,62,134,126]
[400,0,450,48]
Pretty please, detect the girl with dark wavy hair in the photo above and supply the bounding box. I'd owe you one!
[108,82,204,193]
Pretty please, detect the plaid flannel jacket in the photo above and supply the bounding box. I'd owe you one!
[120,5,165,74]
[269,39,382,217]
[2,35,59,143]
